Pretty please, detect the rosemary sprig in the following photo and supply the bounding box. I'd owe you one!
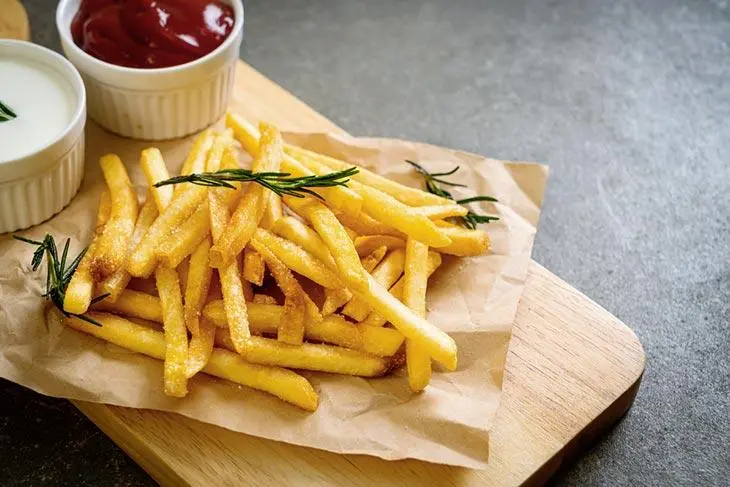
[405,160,499,229]
[13,234,107,326]
[154,166,359,200]
[0,100,17,123]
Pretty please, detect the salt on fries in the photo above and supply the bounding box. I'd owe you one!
[44,113,498,409]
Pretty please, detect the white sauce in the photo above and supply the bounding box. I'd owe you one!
[0,58,75,163]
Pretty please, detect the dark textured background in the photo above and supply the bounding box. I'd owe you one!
[1,0,728,485]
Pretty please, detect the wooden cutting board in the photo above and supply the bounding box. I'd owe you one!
[71,62,645,486]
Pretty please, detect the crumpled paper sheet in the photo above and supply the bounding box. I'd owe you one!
[0,123,547,469]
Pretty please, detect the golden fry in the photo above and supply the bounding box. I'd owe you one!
[359,251,442,328]
[68,313,318,411]
[64,190,110,314]
[226,112,362,215]
[284,145,450,206]
[354,235,406,257]
[253,228,342,289]
[403,238,431,392]
[335,211,404,238]
[93,154,139,277]
[260,192,283,229]
[204,300,281,330]
[285,196,367,292]
[361,326,405,357]
[271,216,336,269]
[92,289,162,323]
[279,295,306,345]
[414,204,468,220]
[175,129,214,195]
[242,248,265,286]
[210,123,283,268]
[183,237,213,335]
[343,249,406,322]
[353,272,457,370]
[140,148,172,212]
[433,225,490,256]
[322,245,387,315]
[99,197,158,302]
[157,202,210,268]
[217,335,390,377]
[250,234,321,324]
[185,318,216,378]
[155,265,189,397]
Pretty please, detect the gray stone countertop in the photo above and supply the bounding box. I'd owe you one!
[1,0,728,485]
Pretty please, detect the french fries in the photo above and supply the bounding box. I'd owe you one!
[67,313,318,410]
[93,154,139,277]
[155,265,189,397]
[63,190,111,314]
[56,113,497,410]
[284,145,451,207]
[342,249,406,321]
[242,247,265,286]
[216,334,391,377]
[209,123,282,268]
[253,228,343,289]
[140,148,172,212]
[359,251,442,329]
[403,238,432,392]
[285,196,368,292]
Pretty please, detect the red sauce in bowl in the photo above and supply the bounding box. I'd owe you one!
[71,0,235,69]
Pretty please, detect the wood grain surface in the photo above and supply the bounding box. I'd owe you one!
[73,62,645,486]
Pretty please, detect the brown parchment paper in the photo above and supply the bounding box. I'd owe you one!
[0,124,547,469]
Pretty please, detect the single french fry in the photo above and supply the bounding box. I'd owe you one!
[342,249,406,322]
[92,289,162,322]
[226,112,362,215]
[185,318,217,378]
[285,196,368,292]
[140,148,172,212]
[210,123,282,268]
[433,225,490,256]
[242,247,265,286]
[253,228,343,289]
[99,197,158,302]
[359,251,442,328]
[260,192,283,229]
[93,154,139,277]
[354,184,451,248]
[335,210,404,238]
[250,236,321,324]
[205,300,405,356]
[67,313,318,411]
[414,204,468,220]
[64,190,110,314]
[279,295,306,345]
[361,326,405,357]
[155,265,189,397]
[252,294,277,305]
[175,129,215,195]
[183,237,213,334]
[284,145,450,207]
[322,245,387,315]
[354,235,406,257]
[271,216,336,269]
[216,335,390,377]
[403,238,432,392]
[353,271,457,370]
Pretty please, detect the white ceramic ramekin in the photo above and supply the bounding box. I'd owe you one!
[0,40,86,234]
[56,0,244,141]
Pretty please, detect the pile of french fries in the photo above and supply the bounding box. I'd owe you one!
[61,113,490,411]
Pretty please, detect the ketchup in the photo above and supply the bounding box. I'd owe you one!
[71,0,235,69]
